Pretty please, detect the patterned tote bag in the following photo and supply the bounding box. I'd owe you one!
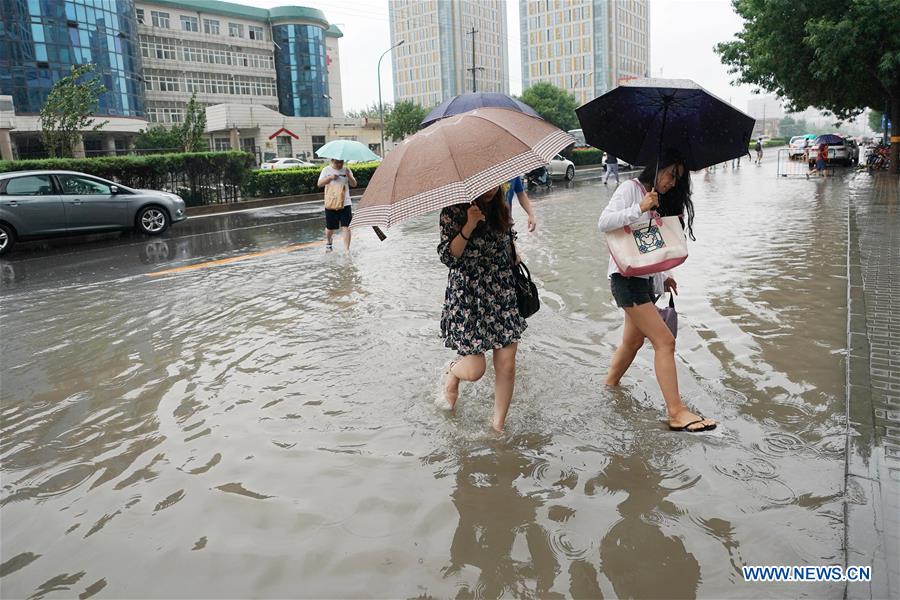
[605,210,688,277]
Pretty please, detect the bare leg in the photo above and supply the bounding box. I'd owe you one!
[443,354,486,409]
[491,343,518,431]
[325,228,335,248]
[621,303,716,430]
[341,226,351,251]
[605,311,645,386]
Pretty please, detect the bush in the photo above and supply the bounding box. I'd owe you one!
[569,148,604,165]
[242,162,380,198]
[0,151,255,205]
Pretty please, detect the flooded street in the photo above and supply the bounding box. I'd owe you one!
[1,161,855,598]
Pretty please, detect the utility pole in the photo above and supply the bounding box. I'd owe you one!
[466,26,484,92]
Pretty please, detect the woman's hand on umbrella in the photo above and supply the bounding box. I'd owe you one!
[465,203,485,229]
[640,189,659,213]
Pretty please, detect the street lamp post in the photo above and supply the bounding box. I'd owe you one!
[377,39,404,157]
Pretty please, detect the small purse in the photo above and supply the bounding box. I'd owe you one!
[509,233,540,318]
[656,292,678,338]
[324,182,346,210]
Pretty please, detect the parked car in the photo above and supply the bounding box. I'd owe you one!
[808,137,859,167]
[788,135,810,159]
[548,154,576,181]
[260,157,316,170]
[0,170,186,256]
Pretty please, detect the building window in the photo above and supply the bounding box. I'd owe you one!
[229,23,244,38]
[151,11,170,28]
[181,16,198,32]
[248,25,264,40]
[203,19,219,35]
[136,8,145,24]
[312,135,326,156]
[214,137,231,151]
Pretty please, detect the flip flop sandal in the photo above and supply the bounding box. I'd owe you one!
[669,419,717,432]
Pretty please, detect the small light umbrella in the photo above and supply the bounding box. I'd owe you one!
[421,92,542,127]
[576,78,755,175]
[351,108,574,235]
[315,139,381,162]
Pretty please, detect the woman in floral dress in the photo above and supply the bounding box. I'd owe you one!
[436,186,527,432]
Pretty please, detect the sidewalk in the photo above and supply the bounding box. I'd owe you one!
[845,172,899,599]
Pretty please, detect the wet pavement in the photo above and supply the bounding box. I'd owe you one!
[845,173,900,600]
[0,154,891,598]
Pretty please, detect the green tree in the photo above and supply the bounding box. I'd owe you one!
[384,100,426,141]
[133,124,181,151]
[715,0,900,173]
[40,63,108,158]
[779,115,809,138]
[347,102,390,120]
[869,109,884,133]
[178,92,207,152]
[518,82,579,132]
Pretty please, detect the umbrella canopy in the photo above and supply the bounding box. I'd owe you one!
[814,134,844,145]
[421,92,541,127]
[315,139,381,162]
[575,78,755,171]
[352,108,574,231]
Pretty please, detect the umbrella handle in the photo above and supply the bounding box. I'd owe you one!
[373,226,387,241]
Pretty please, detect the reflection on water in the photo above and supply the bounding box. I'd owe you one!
[1,167,851,598]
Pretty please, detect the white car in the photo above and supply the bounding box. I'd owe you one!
[260,157,316,170]
[548,154,576,181]
[788,135,810,159]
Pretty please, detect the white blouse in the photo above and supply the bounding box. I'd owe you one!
[597,178,673,292]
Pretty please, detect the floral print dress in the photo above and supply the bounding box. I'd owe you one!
[437,204,527,356]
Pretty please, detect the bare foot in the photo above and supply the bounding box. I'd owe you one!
[668,408,717,432]
[436,362,459,411]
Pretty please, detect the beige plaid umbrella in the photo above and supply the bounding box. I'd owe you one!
[351,108,575,233]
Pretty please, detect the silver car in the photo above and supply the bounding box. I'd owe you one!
[0,170,186,256]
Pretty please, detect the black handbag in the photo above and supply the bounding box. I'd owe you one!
[509,233,540,318]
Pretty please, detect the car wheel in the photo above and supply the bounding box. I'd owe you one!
[137,206,170,235]
[0,222,15,256]
[565,165,575,181]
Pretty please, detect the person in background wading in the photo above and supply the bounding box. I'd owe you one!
[437,186,526,432]
[597,149,717,433]
[317,158,357,252]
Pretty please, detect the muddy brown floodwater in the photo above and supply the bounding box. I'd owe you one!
[1,164,851,598]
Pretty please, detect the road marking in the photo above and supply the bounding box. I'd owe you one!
[148,240,324,277]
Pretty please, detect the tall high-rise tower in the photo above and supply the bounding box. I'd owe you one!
[389,0,509,110]
[520,0,649,104]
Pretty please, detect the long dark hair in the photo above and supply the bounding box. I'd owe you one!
[474,186,512,233]
[637,149,695,240]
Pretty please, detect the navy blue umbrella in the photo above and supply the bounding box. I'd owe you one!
[421,92,542,127]
[575,78,755,172]
[814,134,844,145]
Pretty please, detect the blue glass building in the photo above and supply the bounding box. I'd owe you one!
[271,8,330,118]
[0,0,145,117]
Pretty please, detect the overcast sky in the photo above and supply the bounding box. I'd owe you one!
[252,0,764,115]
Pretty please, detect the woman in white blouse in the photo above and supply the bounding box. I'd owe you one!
[597,151,716,433]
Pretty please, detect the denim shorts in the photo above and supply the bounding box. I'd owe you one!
[610,273,654,308]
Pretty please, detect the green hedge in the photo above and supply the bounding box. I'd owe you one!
[570,148,604,165]
[242,162,380,198]
[0,151,256,205]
